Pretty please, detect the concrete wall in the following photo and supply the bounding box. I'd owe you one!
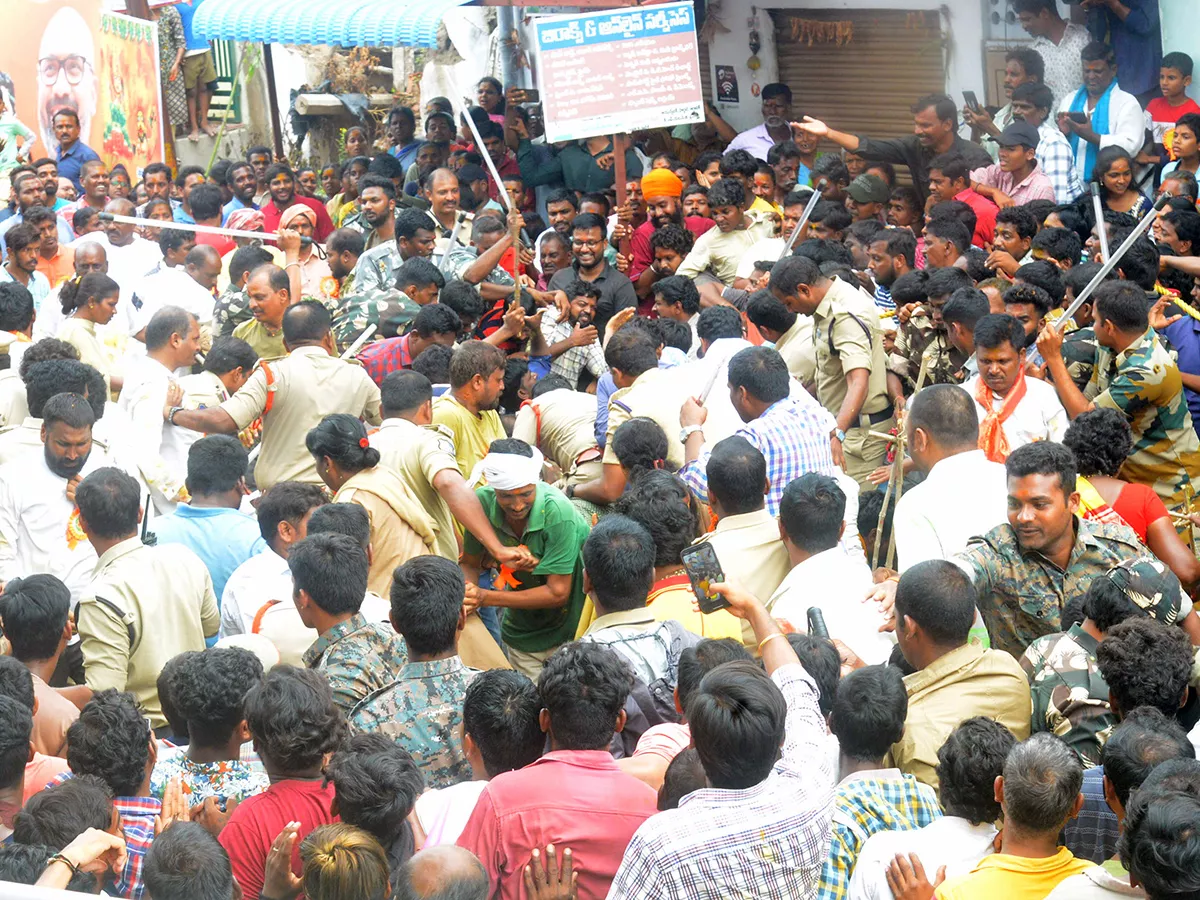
[1160,0,1200,103]
[705,0,989,132]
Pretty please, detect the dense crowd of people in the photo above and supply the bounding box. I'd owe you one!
[2,0,1200,898]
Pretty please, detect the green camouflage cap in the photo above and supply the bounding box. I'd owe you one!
[1104,556,1184,625]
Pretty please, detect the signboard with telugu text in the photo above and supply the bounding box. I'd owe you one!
[533,1,704,143]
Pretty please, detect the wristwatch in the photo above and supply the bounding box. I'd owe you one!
[679,424,704,442]
[833,427,846,443]
[566,484,576,499]
[168,406,184,425]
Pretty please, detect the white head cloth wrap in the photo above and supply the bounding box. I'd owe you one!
[469,447,545,490]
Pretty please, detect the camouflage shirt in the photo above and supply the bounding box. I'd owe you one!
[919,333,969,387]
[443,245,515,287]
[303,612,408,716]
[1061,326,1097,392]
[1019,623,1114,766]
[213,285,252,337]
[349,656,479,790]
[887,312,937,388]
[956,519,1147,658]
[353,243,405,295]
[332,286,421,349]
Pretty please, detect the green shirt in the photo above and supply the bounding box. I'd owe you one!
[465,482,589,653]
[232,318,287,361]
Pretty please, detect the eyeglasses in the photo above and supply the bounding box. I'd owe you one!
[39,55,91,86]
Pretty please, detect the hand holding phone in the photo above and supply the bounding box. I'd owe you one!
[962,90,980,112]
[680,543,730,614]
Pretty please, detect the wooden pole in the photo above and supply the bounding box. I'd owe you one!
[612,133,632,258]
[262,43,285,160]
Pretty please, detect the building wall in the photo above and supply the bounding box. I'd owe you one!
[1160,0,1200,103]
[705,0,989,132]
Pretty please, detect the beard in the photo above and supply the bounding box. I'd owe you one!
[45,447,87,479]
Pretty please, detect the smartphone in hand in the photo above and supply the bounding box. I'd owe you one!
[680,543,730,614]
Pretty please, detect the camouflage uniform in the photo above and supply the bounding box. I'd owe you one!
[353,243,405,295]
[213,285,252,337]
[1061,326,1097,392]
[349,657,479,790]
[1019,624,1113,766]
[918,333,969,387]
[1085,327,1200,510]
[1017,556,1185,765]
[887,312,937,389]
[443,245,515,288]
[332,286,421,349]
[302,612,408,716]
[956,519,1148,658]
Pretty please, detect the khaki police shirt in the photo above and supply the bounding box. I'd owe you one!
[602,367,687,470]
[220,345,382,490]
[0,369,27,427]
[0,417,44,466]
[512,388,599,474]
[811,276,890,424]
[772,314,816,385]
[76,537,219,729]
[370,417,462,562]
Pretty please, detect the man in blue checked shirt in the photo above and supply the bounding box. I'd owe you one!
[1012,82,1086,204]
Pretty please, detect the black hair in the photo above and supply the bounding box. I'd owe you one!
[173,647,264,748]
[1118,768,1200,897]
[895,560,978,647]
[581,515,655,614]
[809,205,853,236]
[656,317,692,354]
[1103,707,1195,808]
[538,642,634,750]
[653,275,700,315]
[610,416,669,475]
[448,340,506,389]
[529,374,569,399]
[1031,227,1082,265]
[327,228,366,260]
[785,633,841,718]
[675,638,754,720]
[871,228,918,268]
[381,370,432,414]
[244,666,348,772]
[779,473,844,554]
[0,690,29,790]
[912,93,957,125]
[571,212,607,240]
[40,390,94,433]
[227,246,274,286]
[695,305,742,345]
[410,343,452,385]
[813,154,851,187]
[411,303,459,340]
[396,258,446,295]
[439,279,486,325]
[706,178,745,210]
[358,174,397,203]
[188,183,225,222]
[928,152,972,187]
[185,434,248,497]
[937,717,1015,824]
[462,669,544,777]
[1063,407,1132,479]
[996,205,1039,242]
[389,555,465,655]
[1006,439,1077,495]
[907,383,980,449]
[500,357,530,415]
[12,774,113,851]
[1164,210,1200,256]
[941,286,990,331]
[204,336,258,378]
[746,290,797,336]
[1015,260,1065,306]
[1006,45,1045,80]
[707,436,766,516]
[306,503,372,554]
[256,481,326,546]
[0,843,55,886]
[1080,570,1157,633]
[1098,619,1194,718]
[719,150,760,180]
[325,733,423,850]
[0,575,71,662]
[143,821,236,900]
[23,359,91,417]
[4,221,39,255]
[766,141,802,166]
[690,658,786,789]
[659,747,706,811]
[727,346,789,405]
[612,471,701,568]
[67,689,151,796]
[1112,232,1160,291]
[75,467,140,540]
[973,312,1027,352]
[830,666,907,762]
[1094,280,1150,332]
[288,533,369,616]
[925,217,971,255]
[890,270,930,306]
[282,300,332,344]
[158,651,197,742]
[306,414,380,475]
[1081,40,1117,66]
[604,328,658,378]
[145,305,196,353]
[57,272,119,321]
[246,264,290,294]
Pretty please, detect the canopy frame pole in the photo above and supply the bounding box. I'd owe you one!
[263,43,285,161]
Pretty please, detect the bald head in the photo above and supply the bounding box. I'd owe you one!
[393,846,487,900]
[185,244,223,291]
[428,168,458,189]
[73,241,107,276]
[104,198,136,245]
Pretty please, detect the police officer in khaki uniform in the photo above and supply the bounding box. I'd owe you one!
[769,255,895,485]
[511,374,603,487]
[166,301,381,491]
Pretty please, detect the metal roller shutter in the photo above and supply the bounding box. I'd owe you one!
[698,37,713,105]
[772,8,946,179]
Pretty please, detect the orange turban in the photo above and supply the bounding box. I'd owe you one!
[640,168,683,199]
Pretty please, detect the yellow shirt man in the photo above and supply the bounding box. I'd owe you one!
[432,393,506,484]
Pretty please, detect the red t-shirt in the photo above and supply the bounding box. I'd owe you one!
[196,230,236,258]
[628,215,716,281]
[1146,97,1200,158]
[261,194,336,242]
[218,778,338,900]
[1112,481,1170,544]
[953,188,998,249]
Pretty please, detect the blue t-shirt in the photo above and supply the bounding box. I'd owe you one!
[176,0,211,52]
[150,505,267,612]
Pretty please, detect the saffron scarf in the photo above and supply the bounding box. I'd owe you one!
[975,369,1028,463]
[1076,476,1132,531]
[1068,82,1114,182]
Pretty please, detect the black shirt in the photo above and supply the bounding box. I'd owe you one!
[854,133,994,202]
[547,260,638,334]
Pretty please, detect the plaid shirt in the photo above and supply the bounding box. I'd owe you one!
[357,334,412,386]
[1037,122,1087,204]
[540,305,607,386]
[679,395,837,515]
[113,795,160,899]
[607,664,836,900]
[816,771,942,900]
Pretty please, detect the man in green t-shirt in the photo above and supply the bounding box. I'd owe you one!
[461,438,590,678]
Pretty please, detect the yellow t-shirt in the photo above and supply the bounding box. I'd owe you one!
[431,393,506,485]
[935,849,1093,900]
[232,318,287,361]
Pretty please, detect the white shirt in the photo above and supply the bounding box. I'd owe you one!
[893,450,1009,572]
[1032,23,1091,106]
[133,265,215,333]
[766,547,895,664]
[118,355,190,513]
[415,781,489,847]
[847,816,999,900]
[0,450,106,604]
[736,237,786,280]
[1055,84,1146,182]
[725,123,777,161]
[960,374,1069,453]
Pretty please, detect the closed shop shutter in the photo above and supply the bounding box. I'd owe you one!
[698,36,713,105]
[772,9,946,181]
